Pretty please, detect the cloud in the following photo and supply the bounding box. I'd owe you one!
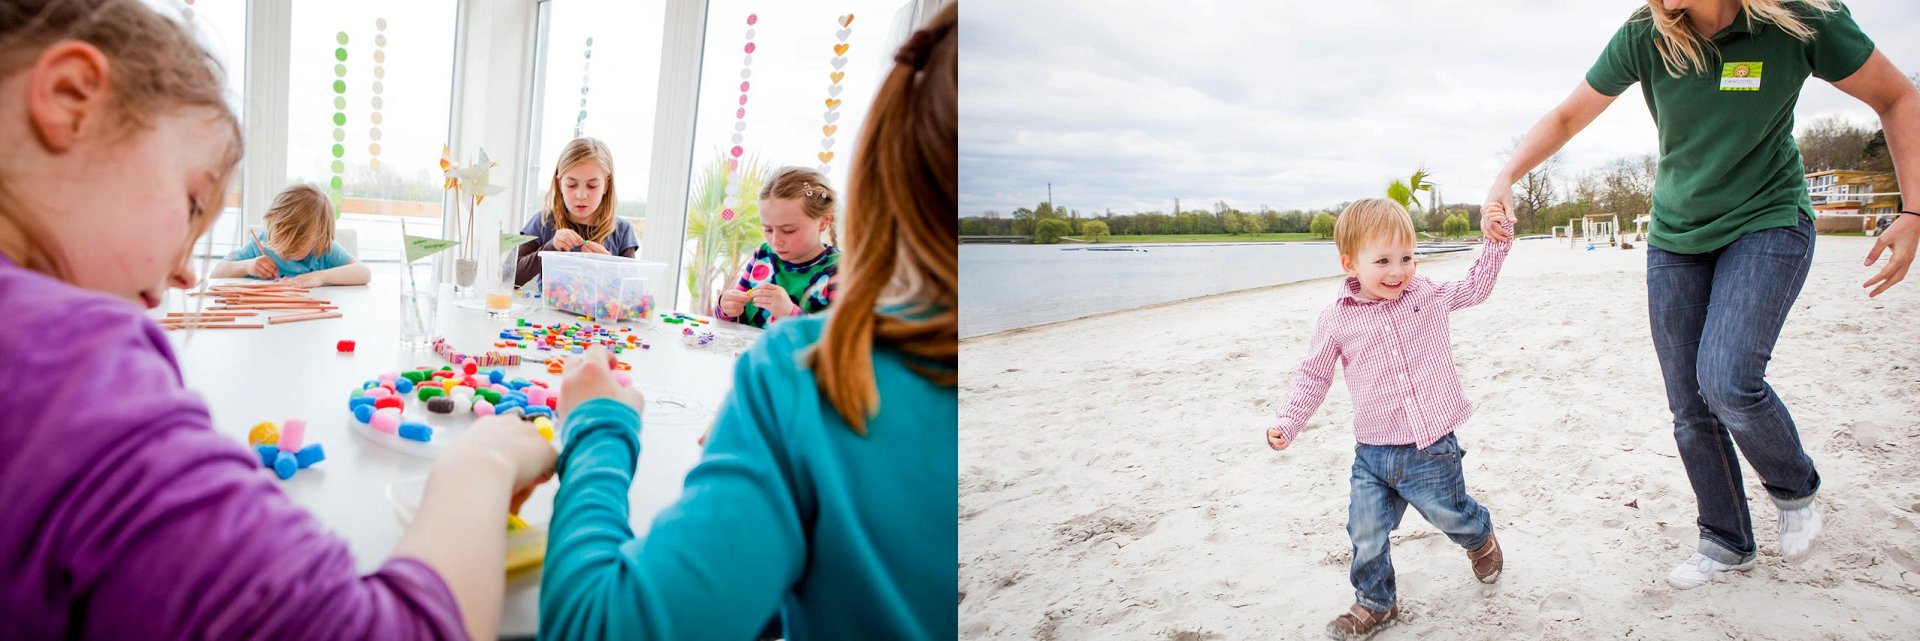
[960,0,1919,216]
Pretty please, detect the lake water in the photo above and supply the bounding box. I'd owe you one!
[959,242,1346,338]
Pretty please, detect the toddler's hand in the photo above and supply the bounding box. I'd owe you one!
[1481,203,1513,242]
[249,256,279,280]
[1266,427,1290,451]
[282,272,324,288]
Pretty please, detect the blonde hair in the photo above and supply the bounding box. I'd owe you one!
[0,0,243,281]
[263,184,335,258]
[546,137,617,243]
[808,3,956,435]
[1334,198,1417,259]
[760,166,839,246]
[1640,0,1835,77]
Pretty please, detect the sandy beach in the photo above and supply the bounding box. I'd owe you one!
[959,235,1920,640]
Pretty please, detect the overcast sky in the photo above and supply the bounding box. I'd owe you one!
[959,0,1920,216]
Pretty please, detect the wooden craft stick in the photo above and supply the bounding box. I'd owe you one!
[267,311,342,325]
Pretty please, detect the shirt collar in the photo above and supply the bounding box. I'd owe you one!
[1710,8,1754,41]
[1337,275,1424,305]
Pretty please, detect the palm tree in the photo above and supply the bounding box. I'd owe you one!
[683,151,770,314]
[1386,169,1435,212]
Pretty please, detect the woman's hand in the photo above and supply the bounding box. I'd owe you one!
[551,228,585,251]
[1865,214,1918,297]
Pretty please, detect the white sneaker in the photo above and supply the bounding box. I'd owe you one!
[1666,552,1756,590]
[1778,499,1822,563]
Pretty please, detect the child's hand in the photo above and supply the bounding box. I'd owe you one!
[1481,203,1514,242]
[580,240,610,255]
[281,272,324,288]
[719,288,750,317]
[557,344,646,423]
[751,284,797,319]
[248,256,279,280]
[1266,427,1290,451]
[440,415,557,514]
[552,229,585,251]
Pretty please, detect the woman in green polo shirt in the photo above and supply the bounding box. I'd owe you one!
[1483,0,1918,591]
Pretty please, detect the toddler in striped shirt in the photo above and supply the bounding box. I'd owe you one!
[1264,198,1515,640]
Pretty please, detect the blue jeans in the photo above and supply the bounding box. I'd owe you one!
[1647,211,1820,565]
[1348,433,1493,612]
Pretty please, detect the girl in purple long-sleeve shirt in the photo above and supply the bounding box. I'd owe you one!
[0,2,554,638]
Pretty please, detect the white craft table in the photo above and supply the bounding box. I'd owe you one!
[151,270,756,638]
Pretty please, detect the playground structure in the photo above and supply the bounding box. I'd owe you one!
[1552,213,1620,248]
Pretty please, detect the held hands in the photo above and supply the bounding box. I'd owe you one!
[551,229,585,252]
[718,288,751,317]
[1482,185,1516,243]
[1864,214,1917,297]
[1481,201,1515,243]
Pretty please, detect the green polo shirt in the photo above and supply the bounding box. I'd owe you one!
[1586,3,1875,254]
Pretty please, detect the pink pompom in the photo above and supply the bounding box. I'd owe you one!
[279,419,306,452]
[367,387,392,399]
[474,400,495,417]
[613,371,632,387]
[525,387,550,406]
[370,413,399,434]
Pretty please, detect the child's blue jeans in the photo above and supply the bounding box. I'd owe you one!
[1347,433,1493,612]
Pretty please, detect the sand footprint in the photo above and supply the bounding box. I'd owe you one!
[1537,591,1583,621]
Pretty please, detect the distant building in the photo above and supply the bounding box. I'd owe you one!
[1805,170,1901,232]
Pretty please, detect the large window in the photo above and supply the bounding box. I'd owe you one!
[287,0,457,261]
[521,0,669,240]
[675,0,915,314]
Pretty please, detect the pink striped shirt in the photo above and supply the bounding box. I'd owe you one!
[1270,232,1513,449]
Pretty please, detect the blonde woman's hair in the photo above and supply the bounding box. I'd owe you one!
[263,184,335,258]
[760,166,839,246]
[0,0,243,281]
[1334,199,1417,259]
[1640,0,1836,77]
[546,137,617,244]
[807,3,956,435]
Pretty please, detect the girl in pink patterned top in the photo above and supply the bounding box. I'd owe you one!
[1264,198,1514,639]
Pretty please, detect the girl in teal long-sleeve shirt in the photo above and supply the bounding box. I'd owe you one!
[538,6,959,640]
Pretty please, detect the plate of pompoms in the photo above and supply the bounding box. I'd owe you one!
[345,361,561,458]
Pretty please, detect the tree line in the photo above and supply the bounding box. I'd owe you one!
[964,110,1907,243]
